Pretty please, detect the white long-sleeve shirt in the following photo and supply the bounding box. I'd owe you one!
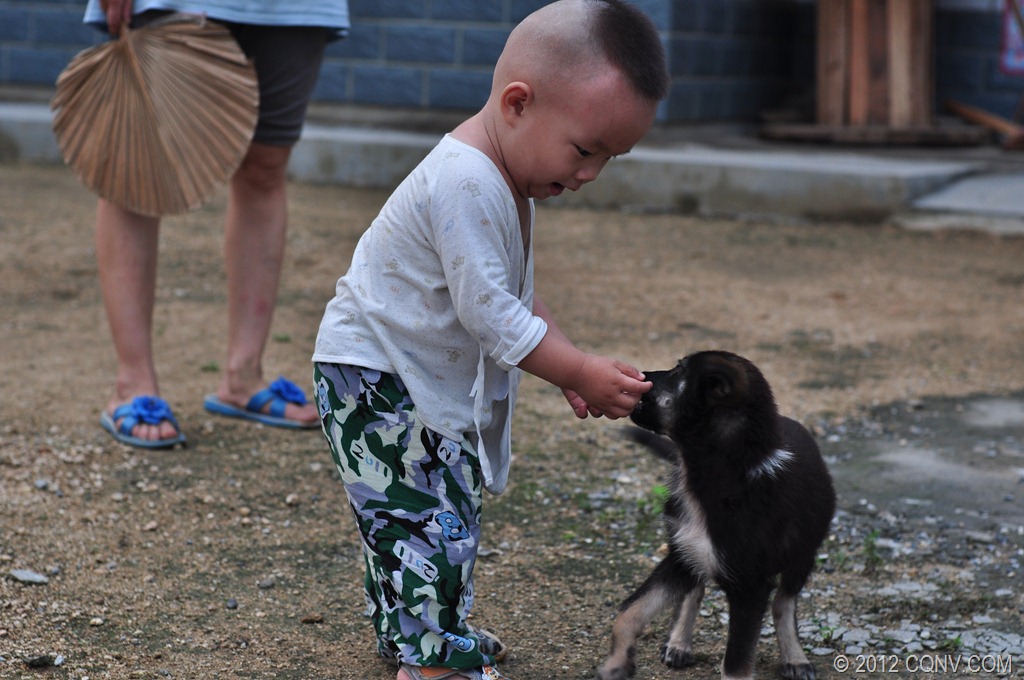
[313,135,547,493]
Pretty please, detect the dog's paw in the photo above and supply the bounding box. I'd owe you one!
[780,662,816,680]
[595,663,634,680]
[660,644,696,669]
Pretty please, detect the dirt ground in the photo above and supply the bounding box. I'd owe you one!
[2,162,1024,679]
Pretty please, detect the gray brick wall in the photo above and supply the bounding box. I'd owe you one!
[664,0,813,121]
[0,0,1019,124]
[315,0,549,111]
[0,2,102,84]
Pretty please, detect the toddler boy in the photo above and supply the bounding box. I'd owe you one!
[313,1,668,678]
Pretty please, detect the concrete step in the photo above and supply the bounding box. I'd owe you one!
[913,172,1024,217]
[4,100,1019,233]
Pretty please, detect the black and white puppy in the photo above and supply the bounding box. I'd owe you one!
[596,351,836,680]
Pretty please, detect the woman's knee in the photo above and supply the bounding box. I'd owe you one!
[235,143,291,192]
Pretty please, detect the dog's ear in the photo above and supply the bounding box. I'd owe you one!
[701,355,748,406]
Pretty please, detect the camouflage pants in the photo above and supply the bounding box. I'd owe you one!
[314,362,493,669]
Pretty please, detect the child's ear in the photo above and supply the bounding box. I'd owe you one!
[500,81,532,126]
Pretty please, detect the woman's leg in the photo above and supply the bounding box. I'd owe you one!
[95,198,180,441]
[207,23,329,424]
[213,142,317,424]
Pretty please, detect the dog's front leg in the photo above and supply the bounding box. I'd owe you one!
[719,584,772,680]
[773,589,815,680]
[662,581,704,668]
[596,558,690,680]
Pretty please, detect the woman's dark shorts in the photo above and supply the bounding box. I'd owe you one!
[133,10,329,146]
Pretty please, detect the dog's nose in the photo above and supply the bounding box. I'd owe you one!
[631,397,647,415]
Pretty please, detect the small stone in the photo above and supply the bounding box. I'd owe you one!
[855,499,878,515]
[10,569,49,585]
[89,617,104,626]
[225,598,238,610]
[300,613,324,624]
[24,654,56,668]
[883,628,918,644]
[285,493,301,507]
[965,531,995,544]
[142,521,158,532]
[843,628,873,643]
[257,578,275,590]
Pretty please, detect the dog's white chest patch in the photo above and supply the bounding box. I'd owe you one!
[671,493,720,578]
[747,448,795,480]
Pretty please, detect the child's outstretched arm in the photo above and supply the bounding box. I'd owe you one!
[520,296,651,420]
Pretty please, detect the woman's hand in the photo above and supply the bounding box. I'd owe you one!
[100,0,133,36]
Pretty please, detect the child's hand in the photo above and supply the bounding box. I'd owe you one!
[564,355,651,420]
[520,300,651,419]
[562,388,601,419]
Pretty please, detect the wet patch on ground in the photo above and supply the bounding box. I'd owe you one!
[805,391,1024,677]
[823,391,1024,535]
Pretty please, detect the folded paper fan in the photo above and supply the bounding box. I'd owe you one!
[51,13,258,217]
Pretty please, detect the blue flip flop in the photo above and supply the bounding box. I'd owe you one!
[203,376,319,429]
[100,395,187,449]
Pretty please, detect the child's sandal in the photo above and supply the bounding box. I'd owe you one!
[398,665,508,680]
[381,626,508,666]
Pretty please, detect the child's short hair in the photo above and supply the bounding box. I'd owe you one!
[590,0,669,101]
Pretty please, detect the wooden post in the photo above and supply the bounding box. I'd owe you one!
[847,0,870,125]
[769,0,978,144]
[888,0,914,127]
[818,0,934,129]
[817,0,849,125]
[866,0,890,124]
[907,0,934,127]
